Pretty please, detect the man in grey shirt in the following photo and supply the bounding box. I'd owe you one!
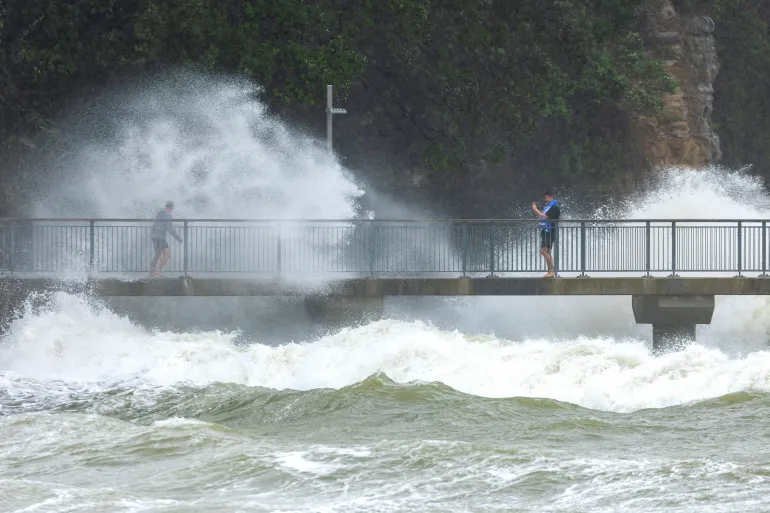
[149,200,182,277]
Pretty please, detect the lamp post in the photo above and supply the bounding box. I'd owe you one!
[326,84,347,152]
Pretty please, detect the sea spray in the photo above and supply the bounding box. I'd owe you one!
[31,71,363,220]
[611,166,770,353]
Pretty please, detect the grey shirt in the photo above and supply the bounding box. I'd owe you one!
[150,209,181,241]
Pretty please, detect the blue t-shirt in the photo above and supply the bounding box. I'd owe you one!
[539,200,560,233]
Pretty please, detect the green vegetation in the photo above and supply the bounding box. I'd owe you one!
[1,0,769,215]
[711,1,770,179]
[0,0,365,136]
[350,0,675,210]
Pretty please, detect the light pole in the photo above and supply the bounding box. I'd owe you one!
[326,84,347,152]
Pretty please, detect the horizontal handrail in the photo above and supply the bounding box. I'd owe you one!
[0,218,768,223]
[0,218,768,277]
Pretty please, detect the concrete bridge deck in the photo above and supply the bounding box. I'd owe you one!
[1,276,769,297]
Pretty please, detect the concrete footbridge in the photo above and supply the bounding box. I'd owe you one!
[1,217,769,352]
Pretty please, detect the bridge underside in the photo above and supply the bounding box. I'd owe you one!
[0,276,763,353]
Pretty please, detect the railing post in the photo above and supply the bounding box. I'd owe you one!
[580,221,586,276]
[462,222,468,277]
[276,223,282,278]
[368,221,376,276]
[9,220,15,275]
[89,220,95,276]
[488,222,495,276]
[645,221,651,277]
[183,220,189,278]
[352,220,361,272]
[737,221,743,277]
[670,221,677,277]
[553,221,559,276]
[763,221,767,277]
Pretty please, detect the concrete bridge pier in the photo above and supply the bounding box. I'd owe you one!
[304,295,385,327]
[632,295,715,354]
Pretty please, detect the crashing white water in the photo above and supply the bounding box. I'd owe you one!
[612,166,770,219]
[622,167,770,352]
[31,72,362,220]
[23,72,366,281]
[3,292,770,414]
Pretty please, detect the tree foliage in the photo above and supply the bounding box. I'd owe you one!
[347,0,674,201]
[0,0,365,138]
[709,1,770,178]
[0,0,692,215]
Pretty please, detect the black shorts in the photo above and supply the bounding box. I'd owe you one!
[540,230,556,249]
[152,238,169,252]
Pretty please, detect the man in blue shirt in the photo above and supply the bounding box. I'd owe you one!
[531,191,560,278]
[149,200,182,277]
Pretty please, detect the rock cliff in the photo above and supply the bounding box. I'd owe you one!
[634,0,721,169]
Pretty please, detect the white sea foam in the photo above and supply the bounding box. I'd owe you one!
[2,293,770,413]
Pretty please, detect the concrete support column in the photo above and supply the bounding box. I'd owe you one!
[632,295,715,354]
[304,295,385,326]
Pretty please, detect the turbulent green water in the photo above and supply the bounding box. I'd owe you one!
[3,293,770,512]
[3,378,770,512]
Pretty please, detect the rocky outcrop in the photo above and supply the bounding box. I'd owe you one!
[634,0,721,169]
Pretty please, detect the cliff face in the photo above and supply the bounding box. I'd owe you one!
[635,0,721,169]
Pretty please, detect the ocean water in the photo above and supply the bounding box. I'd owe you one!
[2,292,770,513]
[5,74,770,512]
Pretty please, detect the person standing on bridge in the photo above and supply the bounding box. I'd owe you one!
[531,191,560,278]
[149,200,183,277]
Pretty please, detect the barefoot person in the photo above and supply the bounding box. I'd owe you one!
[149,200,182,277]
[531,191,560,278]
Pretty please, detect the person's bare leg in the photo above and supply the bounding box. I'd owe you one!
[541,248,555,278]
[155,248,171,274]
[150,250,162,275]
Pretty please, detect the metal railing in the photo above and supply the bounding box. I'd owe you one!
[0,218,768,277]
